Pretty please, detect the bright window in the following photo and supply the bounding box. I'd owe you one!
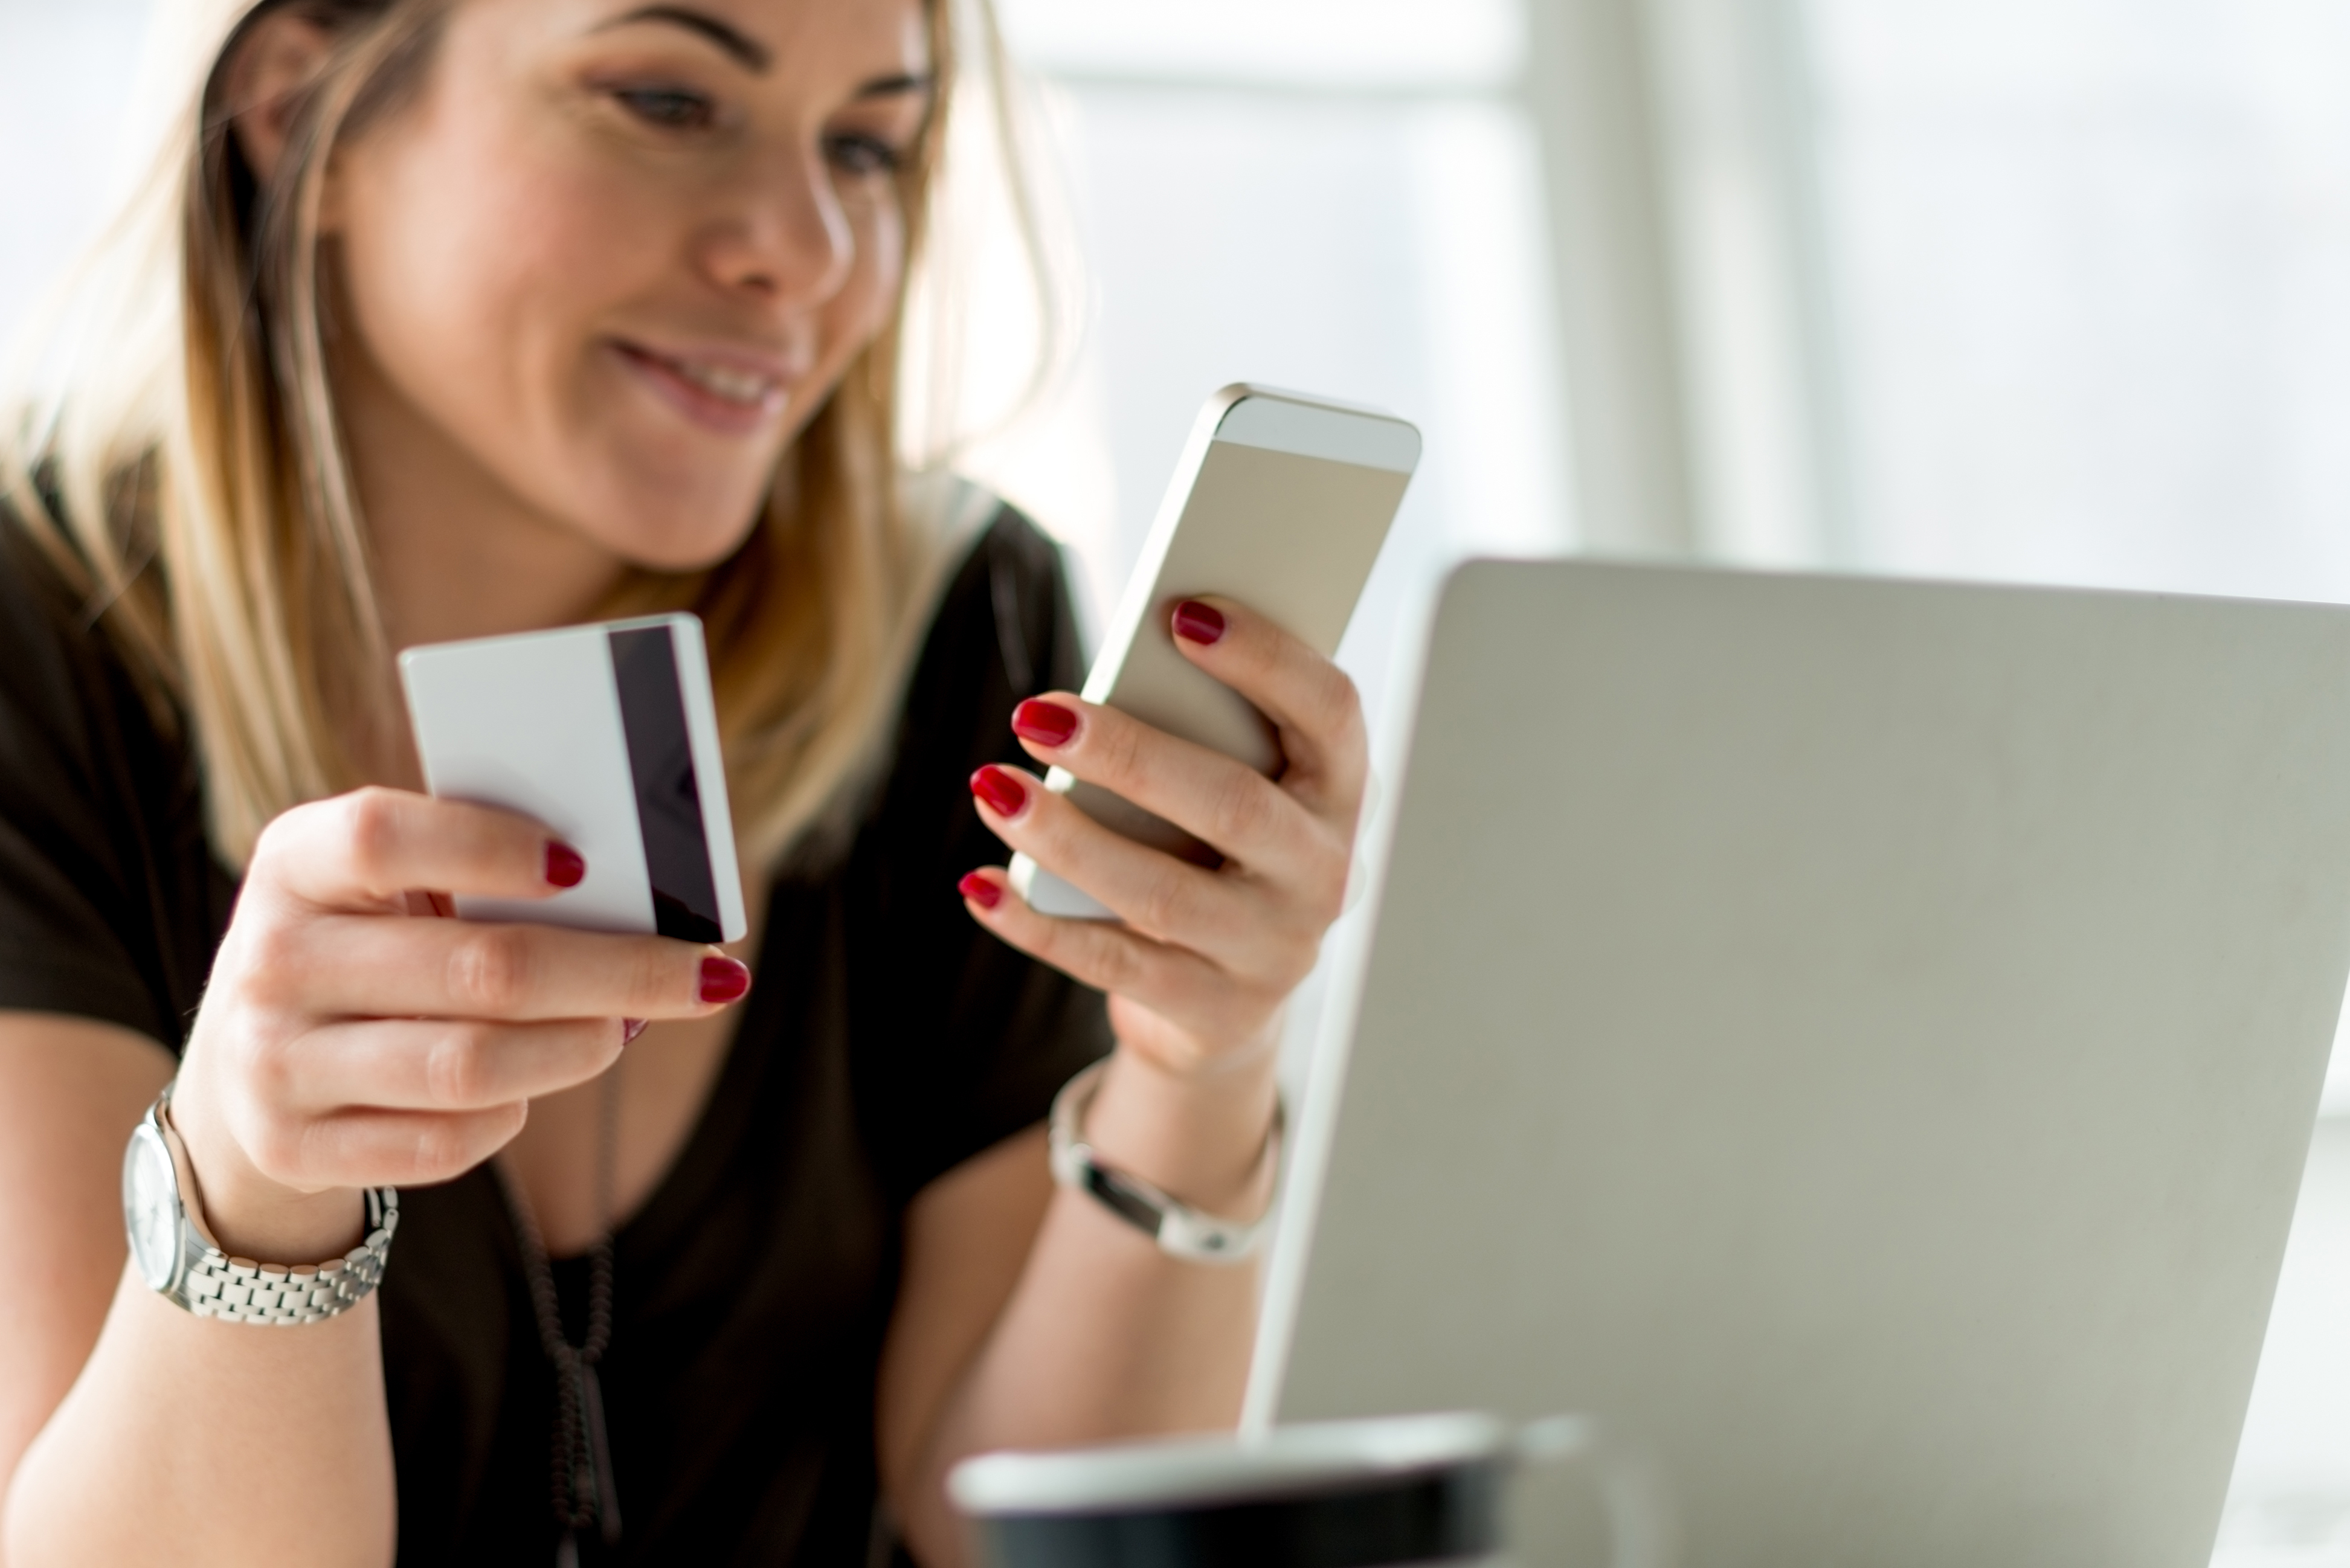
[0,0,157,345]
[980,0,1570,716]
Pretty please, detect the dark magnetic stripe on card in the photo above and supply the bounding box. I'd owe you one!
[608,626,724,943]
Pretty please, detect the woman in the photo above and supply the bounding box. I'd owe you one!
[0,0,1365,1563]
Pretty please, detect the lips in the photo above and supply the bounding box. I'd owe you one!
[610,339,794,436]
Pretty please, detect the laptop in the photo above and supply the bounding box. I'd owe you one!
[1247,560,2350,1567]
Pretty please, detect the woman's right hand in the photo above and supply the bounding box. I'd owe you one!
[167,787,747,1264]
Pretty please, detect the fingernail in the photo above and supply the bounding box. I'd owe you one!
[1173,600,1226,646]
[1012,698,1080,748]
[699,957,752,1006]
[970,765,1028,817]
[545,841,587,888]
[622,1018,649,1044]
[958,871,1004,910]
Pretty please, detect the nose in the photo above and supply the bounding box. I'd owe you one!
[694,142,856,309]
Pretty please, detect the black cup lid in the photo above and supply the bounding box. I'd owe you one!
[953,1413,1510,1568]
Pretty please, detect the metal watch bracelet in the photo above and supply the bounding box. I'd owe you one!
[1047,1059,1283,1264]
[123,1085,399,1325]
[181,1189,399,1324]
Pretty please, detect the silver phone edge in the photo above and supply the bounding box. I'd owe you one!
[1015,385,1420,924]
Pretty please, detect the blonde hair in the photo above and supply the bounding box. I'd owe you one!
[0,0,1043,872]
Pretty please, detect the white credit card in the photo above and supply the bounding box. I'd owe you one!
[398,613,747,943]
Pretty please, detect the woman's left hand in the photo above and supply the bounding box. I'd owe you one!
[958,595,1366,1084]
[885,596,1359,1542]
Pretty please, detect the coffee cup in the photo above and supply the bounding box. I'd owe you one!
[949,1410,1653,1568]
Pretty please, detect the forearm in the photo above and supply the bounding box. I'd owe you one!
[4,1266,395,1567]
[901,1045,1280,1562]
[904,592,1364,1564]
[943,1186,1261,1438]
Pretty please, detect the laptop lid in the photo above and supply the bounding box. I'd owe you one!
[1251,560,2350,1567]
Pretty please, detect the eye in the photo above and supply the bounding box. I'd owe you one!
[614,85,716,131]
[826,132,907,177]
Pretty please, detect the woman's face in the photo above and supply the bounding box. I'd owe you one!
[325,0,932,573]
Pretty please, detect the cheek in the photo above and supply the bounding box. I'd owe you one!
[851,194,907,316]
[803,198,906,392]
[333,94,671,474]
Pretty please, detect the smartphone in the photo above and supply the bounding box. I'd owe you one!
[399,612,748,943]
[1011,384,1421,919]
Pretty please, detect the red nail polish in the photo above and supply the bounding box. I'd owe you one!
[622,1018,649,1044]
[1173,600,1227,645]
[546,841,587,888]
[1012,698,1080,747]
[958,872,1004,910]
[970,765,1029,817]
[699,957,752,1005]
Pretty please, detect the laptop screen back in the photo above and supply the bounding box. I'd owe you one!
[1254,561,2350,1568]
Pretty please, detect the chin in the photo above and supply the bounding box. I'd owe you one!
[608,516,764,574]
[576,476,771,575]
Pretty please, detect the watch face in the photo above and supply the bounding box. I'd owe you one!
[121,1122,182,1293]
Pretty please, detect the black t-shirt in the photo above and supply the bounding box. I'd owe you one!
[0,506,1113,1566]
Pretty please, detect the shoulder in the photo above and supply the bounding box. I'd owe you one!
[0,501,190,811]
[0,506,138,768]
[0,503,219,1045]
[836,495,1115,1195]
[900,491,1085,755]
[835,489,1084,872]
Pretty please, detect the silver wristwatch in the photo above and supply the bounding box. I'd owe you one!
[1048,1060,1282,1265]
[121,1084,399,1324]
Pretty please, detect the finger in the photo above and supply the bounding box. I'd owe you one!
[286,1104,534,1192]
[1167,597,1368,818]
[254,788,586,912]
[972,763,1243,945]
[968,768,1322,980]
[956,870,1272,1040]
[283,1017,627,1114]
[1008,693,1340,886]
[259,914,752,1023]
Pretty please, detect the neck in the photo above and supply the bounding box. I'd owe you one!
[330,339,631,789]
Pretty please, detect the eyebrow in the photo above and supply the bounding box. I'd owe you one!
[856,73,934,100]
[599,5,773,72]
[598,6,938,98]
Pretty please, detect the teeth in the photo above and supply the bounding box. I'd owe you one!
[672,359,776,406]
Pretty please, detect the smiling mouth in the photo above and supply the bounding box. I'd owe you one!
[615,341,788,411]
